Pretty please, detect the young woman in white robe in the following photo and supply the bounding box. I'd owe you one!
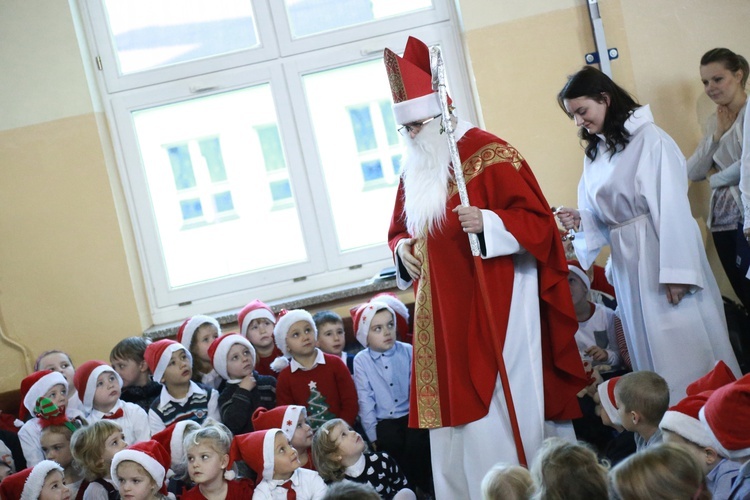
[556,66,741,404]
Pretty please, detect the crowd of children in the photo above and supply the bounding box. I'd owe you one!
[1,288,749,500]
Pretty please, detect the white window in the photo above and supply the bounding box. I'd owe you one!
[77,0,476,324]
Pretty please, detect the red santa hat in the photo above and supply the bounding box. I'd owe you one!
[73,360,123,411]
[19,370,68,422]
[111,441,171,495]
[0,460,64,500]
[660,391,715,449]
[144,339,192,383]
[352,301,396,348]
[151,420,201,469]
[208,333,257,381]
[686,360,737,396]
[227,429,282,482]
[567,260,590,291]
[699,374,750,460]
[252,406,307,441]
[273,309,317,356]
[596,376,622,427]
[371,293,410,340]
[177,314,221,349]
[237,300,276,338]
[384,36,448,125]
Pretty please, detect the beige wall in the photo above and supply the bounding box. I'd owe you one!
[0,0,748,392]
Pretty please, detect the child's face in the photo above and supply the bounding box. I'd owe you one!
[331,423,365,464]
[38,353,76,392]
[285,321,316,357]
[246,318,275,350]
[316,321,346,355]
[367,310,396,353]
[226,343,254,379]
[161,349,192,386]
[614,392,635,432]
[273,432,301,480]
[111,357,147,388]
[93,371,121,412]
[186,442,229,486]
[38,470,70,500]
[290,413,313,451]
[567,272,588,306]
[101,430,128,474]
[116,461,157,500]
[43,384,68,410]
[193,324,219,363]
[41,431,73,468]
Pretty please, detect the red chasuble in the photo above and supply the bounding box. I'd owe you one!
[388,127,588,428]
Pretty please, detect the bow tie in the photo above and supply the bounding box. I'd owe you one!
[102,408,124,420]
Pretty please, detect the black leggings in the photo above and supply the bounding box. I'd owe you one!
[712,228,750,311]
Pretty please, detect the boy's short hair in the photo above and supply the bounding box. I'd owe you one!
[312,310,343,329]
[322,479,380,500]
[110,336,151,363]
[615,371,669,425]
[481,462,533,500]
[531,438,608,500]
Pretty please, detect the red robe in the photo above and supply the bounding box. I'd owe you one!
[388,127,587,428]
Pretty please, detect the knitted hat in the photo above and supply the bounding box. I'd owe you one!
[273,309,317,355]
[208,333,257,381]
[73,360,123,411]
[660,391,714,448]
[371,292,410,339]
[19,370,68,422]
[151,420,201,469]
[352,301,396,348]
[597,377,622,427]
[237,300,276,338]
[699,374,750,459]
[177,315,221,349]
[686,360,737,396]
[567,260,590,291]
[111,440,171,495]
[252,406,307,441]
[0,460,64,500]
[144,339,192,383]
[384,36,448,125]
[227,429,281,482]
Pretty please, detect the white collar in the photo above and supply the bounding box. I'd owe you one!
[158,381,205,406]
[344,453,366,477]
[269,468,299,486]
[624,105,653,135]
[290,349,325,373]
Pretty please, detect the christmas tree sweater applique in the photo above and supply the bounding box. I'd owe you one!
[306,380,336,431]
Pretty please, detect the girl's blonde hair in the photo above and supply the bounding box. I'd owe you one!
[182,420,232,456]
[530,438,608,500]
[70,421,123,481]
[481,463,533,500]
[611,443,711,500]
[312,419,358,483]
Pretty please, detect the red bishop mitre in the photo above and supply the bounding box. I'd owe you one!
[384,36,450,125]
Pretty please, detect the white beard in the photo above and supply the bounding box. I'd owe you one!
[401,119,452,238]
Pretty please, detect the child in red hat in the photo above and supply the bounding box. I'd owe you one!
[111,440,172,500]
[177,315,222,389]
[0,460,69,500]
[237,300,283,377]
[252,406,314,470]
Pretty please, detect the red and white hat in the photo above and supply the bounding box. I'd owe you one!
[352,301,396,348]
[252,406,307,441]
[208,334,256,382]
[273,309,317,355]
[0,460,64,500]
[371,293,410,340]
[660,391,714,448]
[596,377,621,427]
[177,315,221,350]
[384,36,448,125]
[699,374,750,459]
[111,440,171,495]
[73,360,123,411]
[144,339,192,383]
[686,360,737,396]
[567,260,591,291]
[151,420,201,469]
[238,300,276,338]
[19,370,68,422]
[227,429,283,482]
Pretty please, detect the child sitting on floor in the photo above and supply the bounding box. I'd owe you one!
[253,405,315,469]
[111,440,172,500]
[0,460,69,500]
[178,315,222,389]
[110,337,162,411]
[71,420,129,498]
[480,462,533,500]
[530,437,608,499]
[40,413,84,498]
[614,371,669,452]
[237,300,283,377]
[594,377,636,465]
[312,311,353,373]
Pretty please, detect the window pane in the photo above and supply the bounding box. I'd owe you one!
[285,0,433,38]
[348,106,377,152]
[303,59,403,252]
[270,179,293,201]
[131,85,307,288]
[380,100,399,146]
[103,0,259,75]
[256,125,286,171]
[167,145,197,189]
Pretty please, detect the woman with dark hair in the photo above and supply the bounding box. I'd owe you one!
[556,66,740,404]
[687,48,750,310]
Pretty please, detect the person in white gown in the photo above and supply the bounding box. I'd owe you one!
[556,66,741,404]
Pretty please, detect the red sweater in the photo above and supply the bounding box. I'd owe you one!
[276,352,358,428]
[181,479,254,499]
[255,346,283,377]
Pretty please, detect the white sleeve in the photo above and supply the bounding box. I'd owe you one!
[208,389,221,423]
[308,471,329,500]
[18,421,44,467]
[127,403,152,443]
[393,239,413,290]
[479,209,523,258]
[686,114,718,181]
[741,105,750,231]
[573,174,610,270]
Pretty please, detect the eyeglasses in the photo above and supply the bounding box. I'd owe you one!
[398,114,442,134]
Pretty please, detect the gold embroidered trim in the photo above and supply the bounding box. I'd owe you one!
[384,49,407,103]
[413,237,441,428]
[448,142,524,199]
